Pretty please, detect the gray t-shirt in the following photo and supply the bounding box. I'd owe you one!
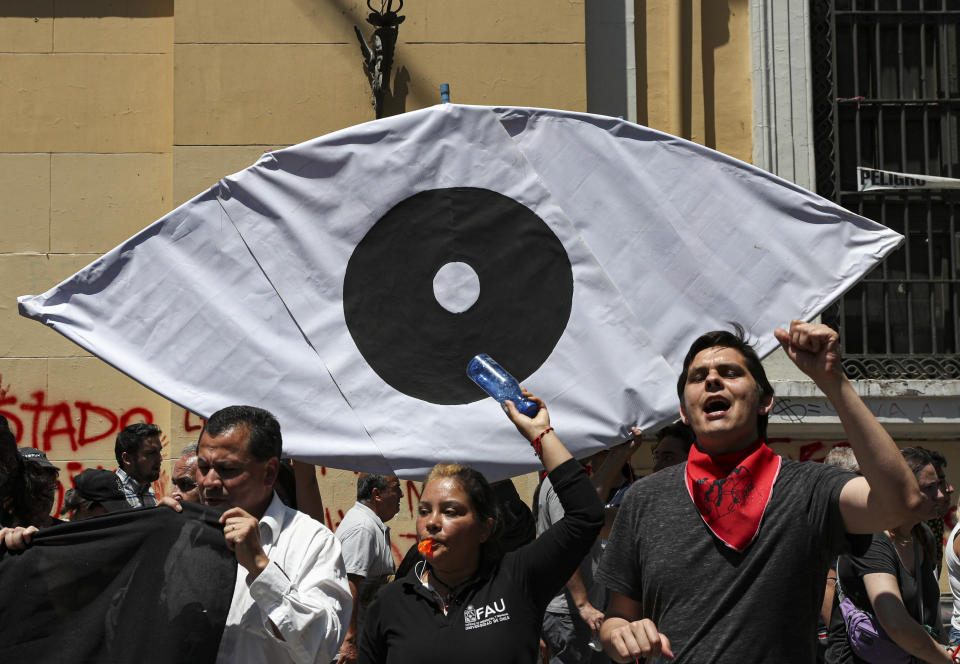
[596,458,864,663]
[537,476,605,615]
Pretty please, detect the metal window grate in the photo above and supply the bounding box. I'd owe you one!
[811,0,960,380]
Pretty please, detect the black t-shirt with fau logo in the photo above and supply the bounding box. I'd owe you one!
[358,458,604,664]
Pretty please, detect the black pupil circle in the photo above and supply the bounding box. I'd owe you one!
[343,187,574,405]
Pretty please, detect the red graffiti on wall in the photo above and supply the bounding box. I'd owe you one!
[797,442,826,462]
[183,410,205,433]
[405,479,421,518]
[325,507,346,532]
[0,377,154,452]
[390,541,406,566]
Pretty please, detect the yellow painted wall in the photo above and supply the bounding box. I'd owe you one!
[0,2,806,566]
[10,0,957,604]
[10,2,919,573]
[0,3,177,504]
[637,0,752,162]
[0,1,587,533]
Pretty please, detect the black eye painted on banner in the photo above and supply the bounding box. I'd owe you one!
[343,187,574,405]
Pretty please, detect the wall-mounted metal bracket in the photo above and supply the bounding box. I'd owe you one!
[354,0,405,118]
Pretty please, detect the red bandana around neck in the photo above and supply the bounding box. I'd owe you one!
[684,438,782,553]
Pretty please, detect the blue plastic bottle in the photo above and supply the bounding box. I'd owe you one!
[466,354,539,417]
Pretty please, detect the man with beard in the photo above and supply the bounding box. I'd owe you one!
[114,422,163,508]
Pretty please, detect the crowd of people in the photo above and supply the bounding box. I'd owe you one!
[0,320,957,664]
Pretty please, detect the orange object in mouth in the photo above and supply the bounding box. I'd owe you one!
[418,538,435,558]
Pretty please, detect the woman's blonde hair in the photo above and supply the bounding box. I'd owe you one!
[423,463,503,558]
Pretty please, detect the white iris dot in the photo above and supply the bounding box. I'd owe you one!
[432,262,480,314]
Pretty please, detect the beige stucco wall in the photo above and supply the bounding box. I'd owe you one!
[637,0,752,162]
[0,1,587,543]
[4,1,959,599]
[3,1,838,565]
[3,0,876,558]
[0,3,177,502]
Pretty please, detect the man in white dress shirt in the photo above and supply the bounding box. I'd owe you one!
[195,405,352,664]
[334,473,402,663]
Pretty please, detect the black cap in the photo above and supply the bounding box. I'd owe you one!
[73,469,130,512]
[18,447,60,471]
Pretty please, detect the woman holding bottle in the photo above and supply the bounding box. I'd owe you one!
[359,390,604,664]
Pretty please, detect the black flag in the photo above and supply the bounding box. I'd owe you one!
[0,502,236,664]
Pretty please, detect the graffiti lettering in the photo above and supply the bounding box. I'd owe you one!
[120,408,153,430]
[76,402,119,447]
[771,400,807,423]
[774,397,952,424]
[797,442,825,463]
[0,380,153,452]
[183,410,205,433]
[405,479,421,518]
[325,507,346,532]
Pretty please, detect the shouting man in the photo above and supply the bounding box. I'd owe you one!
[597,322,927,663]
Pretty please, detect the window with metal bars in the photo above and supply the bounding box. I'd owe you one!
[811,0,960,379]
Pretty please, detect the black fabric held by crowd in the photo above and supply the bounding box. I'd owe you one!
[0,501,236,664]
[343,187,574,405]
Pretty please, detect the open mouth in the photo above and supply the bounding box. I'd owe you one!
[703,397,730,417]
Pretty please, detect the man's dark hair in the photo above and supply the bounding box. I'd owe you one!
[900,447,935,477]
[202,405,281,462]
[899,446,939,561]
[114,422,162,467]
[915,446,946,473]
[275,461,297,509]
[676,323,774,440]
[357,473,391,502]
[655,422,695,448]
[22,460,57,523]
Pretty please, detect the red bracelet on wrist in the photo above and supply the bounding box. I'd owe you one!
[530,427,554,458]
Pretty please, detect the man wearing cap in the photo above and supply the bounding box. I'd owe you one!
[18,447,62,528]
[114,423,163,508]
[60,468,131,521]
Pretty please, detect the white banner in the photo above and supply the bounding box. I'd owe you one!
[18,105,903,479]
[858,166,960,192]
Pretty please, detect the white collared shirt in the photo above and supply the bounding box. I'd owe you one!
[216,493,352,664]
